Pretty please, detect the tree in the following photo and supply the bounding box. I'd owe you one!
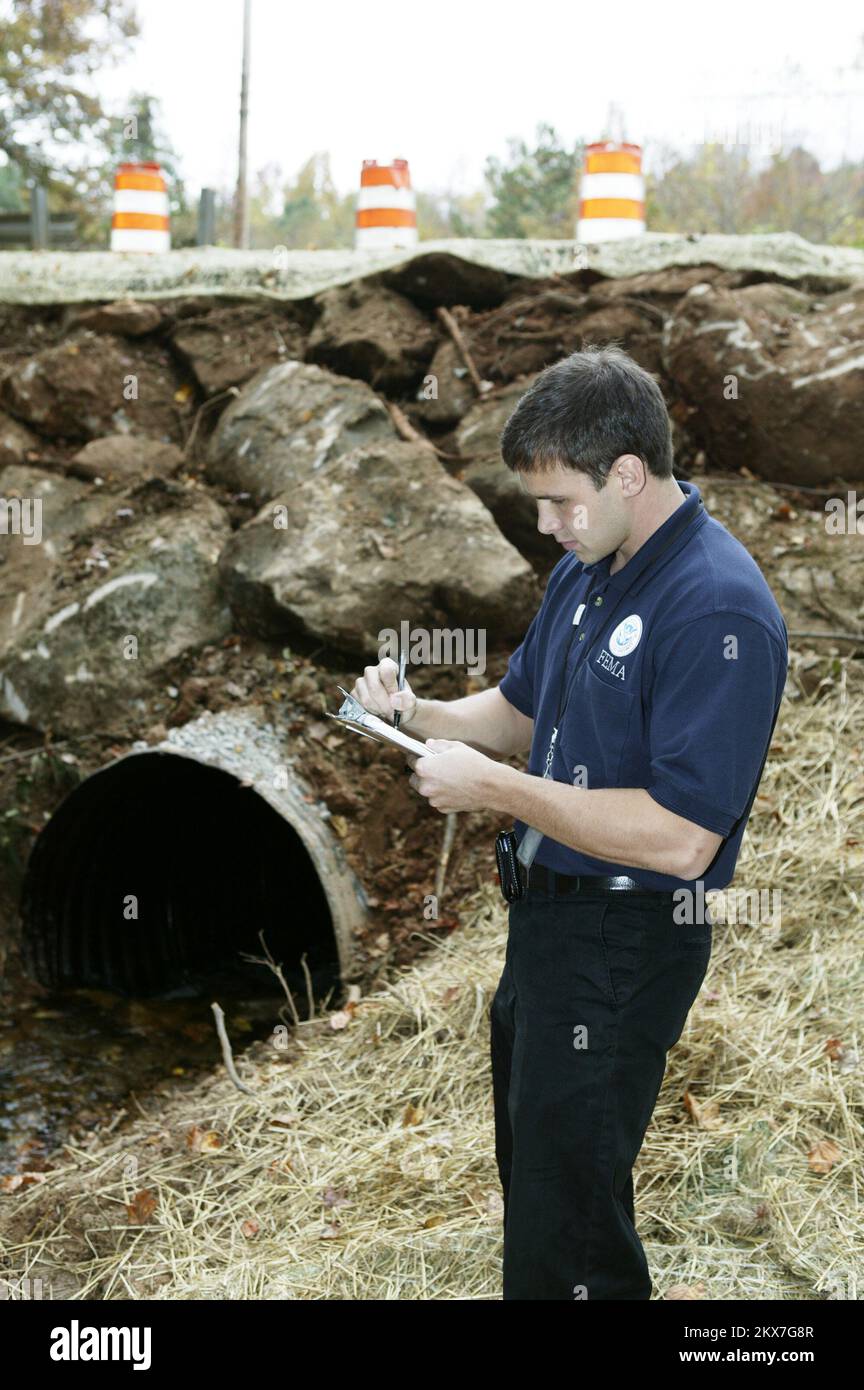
[92,91,193,246]
[416,187,487,239]
[0,158,27,211]
[647,142,756,235]
[646,137,864,245]
[275,153,354,250]
[0,0,139,202]
[484,122,582,238]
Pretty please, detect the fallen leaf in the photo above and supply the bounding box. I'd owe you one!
[186,1125,223,1153]
[808,1139,842,1174]
[683,1091,723,1129]
[126,1189,157,1224]
[0,1172,46,1193]
[241,1219,260,1239]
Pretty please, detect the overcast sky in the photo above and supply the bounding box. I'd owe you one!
[96,0,864,198]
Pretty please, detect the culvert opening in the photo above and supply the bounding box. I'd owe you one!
[19,751,345,1002]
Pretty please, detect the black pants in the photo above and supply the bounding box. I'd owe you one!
[489,880,712,1300]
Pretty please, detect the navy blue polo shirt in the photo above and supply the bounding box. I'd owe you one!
[498,479,789,891]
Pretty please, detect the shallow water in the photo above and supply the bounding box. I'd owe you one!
[0,961,334,1174]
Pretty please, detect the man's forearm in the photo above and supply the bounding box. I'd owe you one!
[486,765,694,879]
[409,688,531,758]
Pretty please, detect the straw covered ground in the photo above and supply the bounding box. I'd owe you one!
[1,661,861,1301]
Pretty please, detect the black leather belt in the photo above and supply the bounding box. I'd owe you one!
[527,864,672,898]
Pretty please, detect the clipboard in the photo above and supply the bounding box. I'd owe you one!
[327,687,439,758]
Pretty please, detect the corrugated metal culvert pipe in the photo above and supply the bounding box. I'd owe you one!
[19,707,367,999]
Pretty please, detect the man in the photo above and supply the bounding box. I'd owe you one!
[351,344,789,1300]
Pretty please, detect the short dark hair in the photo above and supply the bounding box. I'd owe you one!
[499,343,674,490]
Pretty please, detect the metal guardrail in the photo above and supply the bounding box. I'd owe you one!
[0,185,220,249]
[0,187,77,248]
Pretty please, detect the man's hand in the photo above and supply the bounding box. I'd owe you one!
[407,738,504,813]
[351,656,417,725]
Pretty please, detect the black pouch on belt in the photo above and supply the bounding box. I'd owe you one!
[495,829,526,903]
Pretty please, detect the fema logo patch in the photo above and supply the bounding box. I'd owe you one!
[609,614,643,656]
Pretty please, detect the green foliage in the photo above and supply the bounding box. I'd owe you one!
[0,158,27,211]
[275,153,355,250]
[89,91,193,246]
[484,122,583,239]
[0,5,862,250]
[647,140,864,244]
[0,0,139,184]
[0,0,142,241]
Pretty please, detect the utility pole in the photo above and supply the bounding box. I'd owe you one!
[233,0,251,249]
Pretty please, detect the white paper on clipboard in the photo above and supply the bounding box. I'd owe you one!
[327,687,440,758]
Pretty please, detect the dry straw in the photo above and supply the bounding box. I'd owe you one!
[1,659,861,1300]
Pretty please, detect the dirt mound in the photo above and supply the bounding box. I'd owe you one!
[1,235,861,1003]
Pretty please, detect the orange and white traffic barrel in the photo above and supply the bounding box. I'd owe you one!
[110,161,171,252]
[355,158,418,250]
[576,141,645,242]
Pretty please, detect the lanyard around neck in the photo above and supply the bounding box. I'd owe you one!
[546,495,705,773]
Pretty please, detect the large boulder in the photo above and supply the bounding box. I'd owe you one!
[306,280,438,391]
[563,300,664,375]
[696,474,863,657]
[206,360,396,505]
[69,435,185,485]
[662,281,864,484]
[0,487,232,734]
[455,377,555,563]
[410,338,477,428]
[0,331,189,443]
[0,465,122,659]
[216,438,540,651]
[0,409,40,467]
[171,302,307,395]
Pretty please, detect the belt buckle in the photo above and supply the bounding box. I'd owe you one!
[608,875,635,892]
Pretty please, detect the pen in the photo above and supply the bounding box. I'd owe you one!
[393,647,408,730]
